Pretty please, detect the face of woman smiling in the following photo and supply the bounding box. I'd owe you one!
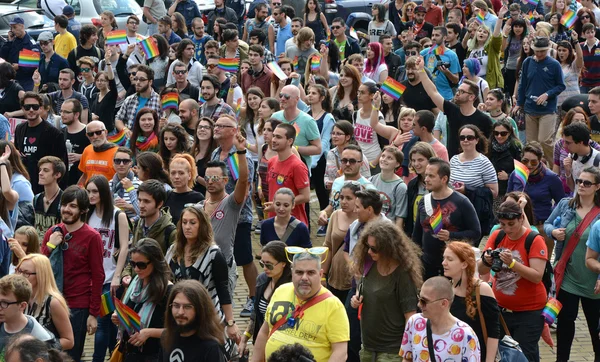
[197,121,212,141]
[494,125,510,145]
[139,113,155,135]
[248,94,262,111]
[411,152,428,175]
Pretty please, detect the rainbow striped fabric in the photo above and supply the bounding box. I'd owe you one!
[428,44,445,56]
[161,92,179,110]
[513,160,529,187]
[560,10,577,29]
[476,10,485,24]
[527,0,539,6]
[108,129,127,146]
[430,204,443,234]
[227,153,240,181]
[542,297,562,324]
[267,61,288,80]
[99,292,115,317]
[380,77,406,101]
[349,27,358,40]
[291,56,298,70]
[114,297,142,335]
[218,58,239,73]
[140,37,160,59]
[106,29,127,46]
[18,49,40,68]
[310,56,321,71]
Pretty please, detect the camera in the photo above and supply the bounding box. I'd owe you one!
[485,249,504,272]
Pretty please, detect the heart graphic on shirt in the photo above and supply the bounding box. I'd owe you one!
[28,137,36,144]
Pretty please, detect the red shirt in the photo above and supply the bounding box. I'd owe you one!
[241,65,273,97]
[267,154,310,225]
[425,5,443,26]
[42,223,105,317]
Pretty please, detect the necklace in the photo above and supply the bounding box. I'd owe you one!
[490,110,503,117]
[44,188,60,206]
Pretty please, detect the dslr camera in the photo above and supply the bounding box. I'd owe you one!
[484,249,504,272]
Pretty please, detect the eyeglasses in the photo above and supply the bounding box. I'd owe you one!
[80,68,91,73]
[331,25,341,29]
[0,301,20,310]
[114,158,132,165]
[61,110,73,114]
[331,131,346,136]
[279,93,291,100]
[130,260,151,270]
[174,70,187,75]
[459,135,476,141]
[340,158,360,165]
[494,131,509,137]
[15,268,36,278]
[259,260,281,270]
[456,89,473,95]
[581,15,591,19]
[497,211,522,220]
[576,178,598,187]
[214,124,235,129]
[129,71,137,76]
[133,77,149,82]
[22,104,40,111]
[39,41,50,46]
[87,130,105,137]
[285,246,328,263]
[170,303,194,311]
[406,51,418,56]
[417,295,446,307]
[367,245,378,253]
[206,64,218,69]
[272,2,281,6]
[197,125,212,130]
[205,175,227,182]
[521,158,539,166]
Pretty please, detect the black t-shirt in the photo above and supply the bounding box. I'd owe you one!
[167,82,200,101]
[0,81,24,114]
[447,41,466,69]
[590,115,600,142]
[22,122,44,186]
[34,190,63,239]
[162,334,226,362]
[401,80,437,112]
[165,190,205,225]
[63,127,90,186]
[443,100,493,158]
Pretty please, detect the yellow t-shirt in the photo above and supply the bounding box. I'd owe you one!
[54,32,77,59]
[265,282,349,362]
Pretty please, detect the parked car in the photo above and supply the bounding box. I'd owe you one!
[0,5,55,46]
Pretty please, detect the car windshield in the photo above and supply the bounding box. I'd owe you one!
[93,0,141,16]
[0,11,51,30]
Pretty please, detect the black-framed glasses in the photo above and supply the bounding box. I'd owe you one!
[494,131,509,137]
[206,64,218,69]
[259,260,280,270]
[214,124,235,129]
[174,70,187,75]
[340,158,360,165]
[197,125,212,130]
[417,295,446,307]
[497,212,522,220]
[406,50,418,56]
[15,268,36,278]
[576,179,598,187]
[456,89,473,95]
[459,135,476,141]
[114,158,132,165]
[39,41,50,46]
[22,104,40,111]
[87,130,105,137]
[133,77,148,82]
[61,110,74,114]
[279,93,291,100]
[130,260,151,270]
[0,300,20,309]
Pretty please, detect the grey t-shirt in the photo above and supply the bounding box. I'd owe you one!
[143,0,167,22]
[199,194,243,264]
[369,174,407,221]
[0,315,56,353]
[284,45,319,78]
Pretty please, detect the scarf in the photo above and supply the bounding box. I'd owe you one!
[135,132,158,152]
[491,137,511,153]
[528,162,545,184]
[123,275,157,331]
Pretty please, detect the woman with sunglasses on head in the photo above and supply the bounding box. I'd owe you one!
[191,118,217,195]
[239,241,291,357]
[165,205,240,356]
[477,199,548,362]
[17,254,73,350]
[544,167,600,362]
[159,123,190,173]
[507,141,565,257]
[325,121,371,191]
[329,64,361,122]
[127,108,160,163]
[165,154,204,226]
[259,188,311,248]
[489,192,537,234]
[349,220,421,361]
[555,39,583,111]
[112,238,173,362]
[488,119,522,204]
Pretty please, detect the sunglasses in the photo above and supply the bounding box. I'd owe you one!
[417,295,446,306]
[331,25,341,29]
[576,178,598,187]
[52,226,72,250]
[39,41,50,46]
[279,93,291,100]
[206,64,218,69]
[174,70,187,75]
[497,212,522,220]
[521,158,539,166]
[494,131,509,137]
[581,15,591,19]
[459,135,476,141]
[406,51,418,56]
[259,260,280,270]
[22,104,40,111]
[205,175,226,182]
[80,68,91,73]
[87,130,105,137]
[114,158,131,165]
[130,260,151,270]
[285,246,328,263]
[367,245,378,253]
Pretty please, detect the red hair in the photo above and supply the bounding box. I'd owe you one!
[445,241,477,319]
[365,42,386,74]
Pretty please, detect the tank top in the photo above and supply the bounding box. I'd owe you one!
[306,12,325,46]
[258,143,271,201]
[27,295,58,336]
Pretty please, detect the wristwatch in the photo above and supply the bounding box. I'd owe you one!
[226,320,236,327]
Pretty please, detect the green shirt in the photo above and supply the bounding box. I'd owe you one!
[561,214,600,299]
[271,110,321,169]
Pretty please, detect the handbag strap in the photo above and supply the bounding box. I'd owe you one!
[426,319,436,360]
[269,291,333,338]
[475,281,488,345]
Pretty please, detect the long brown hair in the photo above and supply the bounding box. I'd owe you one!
[191,118,217,161]
[352,221,423,289]
[12,226,39,267]
[173,206,214,263]
[336,64,361,103]
[569,167,600,208]
[445,242,477,319]
[129,238,171,304]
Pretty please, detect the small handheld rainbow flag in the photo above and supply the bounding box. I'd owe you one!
[114,297,142,335]
[18,49,40,68]
[349,27,358,40]
[430,205,443,234]
[542,297,562,324]
[527,0,539,5]
[107,129,127,146]
[199,96,206,105]
[161,92,178,110]
[267,61,288,80]
[291,56,299,70]
[218,58,239,73]
[99,292,115,317]
[106,29,127,46]
[476,10,485,24]
[235,98,242,119]
[140,37,160,59]
[380,77,406,101]
[310,56,321,71]
[428,44,445,56]
[560,9,577,29]
[528,11,535,21]
[514,160,530,187]
[227,153,240,180]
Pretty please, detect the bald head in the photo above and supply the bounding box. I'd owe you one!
[179,98,200,124]
[86,121,105,132]
[181,98,200,111]
[282,85,300,99]
[422,276,454,302]
[280,85,300,110]
[86,120,107,146]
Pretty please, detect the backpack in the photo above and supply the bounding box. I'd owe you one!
[493,230,554,293]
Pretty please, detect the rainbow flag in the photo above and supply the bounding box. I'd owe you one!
[114,297,142,335]
[218,58,239,73]
[428,44,445,56]
[136,34,146,42]
[291,56,298,70]
[227,153,240,180]
[106,29,127,46]
[476,10,485,24]
[310,56,320,71]
[199,96,206,105]
[99,292,115,317]
[349,27,358,40]
[514,160,529,187]
[267,61,288,80]
[528,11,535,21]
[108,129,127,146]
[542,297,562,324]
[430,205,443,234]
[18,49,40,68]
[140,37,160,59]
[235,98,242,119]
[161,92,178,110]
[380,77,406,101]
[527,0,539,5]
[560,9,577,29]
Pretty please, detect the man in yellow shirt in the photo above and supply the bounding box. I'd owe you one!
[53,15,77,59]
[251,251,349,362]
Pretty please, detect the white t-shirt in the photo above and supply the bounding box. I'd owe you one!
[353,109,385,162]
[87,209,118,284]
[364,64,388,84]
[119,35,146,66]
[571,147,600,192]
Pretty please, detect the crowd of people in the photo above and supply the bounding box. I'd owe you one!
[0,0,598,361]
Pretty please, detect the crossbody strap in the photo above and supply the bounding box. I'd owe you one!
[475,281,488,344]
[426,319,436,360]
[269,291,333,338]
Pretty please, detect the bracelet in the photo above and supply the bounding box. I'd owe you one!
[236,149,247,154]
[508,260,516,269]
[125,186,135,192]
[47,243,56,250]
[246,142,251,148]
[565,172,572,178]
[229,88,235,92]
[34,83,41,87]
[321,277,326,281]
[372,106,380,111]
[369,162,376,168]
[244,331,252,338]
[294,145,299,151]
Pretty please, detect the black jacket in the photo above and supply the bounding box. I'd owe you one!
[405,175,422,237]
[489,141,522,196]
[464,186,494,242]
[385,52,402,81]
[343,36,361,59]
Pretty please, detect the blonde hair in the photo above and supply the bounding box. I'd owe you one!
[17,254,69,313]
[170,153,198,188]
[12,226,39,266]
[399,107,416,120]
[296,28,315,47]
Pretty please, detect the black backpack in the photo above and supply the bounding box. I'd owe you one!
[493,230,554,293]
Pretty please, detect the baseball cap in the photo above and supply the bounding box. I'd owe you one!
[63,5,74,15]
[414,5,426,13]
[9,16,24,25]
[38,31,54,42]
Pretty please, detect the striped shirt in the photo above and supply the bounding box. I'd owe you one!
[449,154,498,189]
[581,39,600,88]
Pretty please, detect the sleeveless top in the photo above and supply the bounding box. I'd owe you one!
[332,86,358,121]
[258,143,270,201]
[306,13,325,46]
[27,295,58,336]
[558,62,580,108]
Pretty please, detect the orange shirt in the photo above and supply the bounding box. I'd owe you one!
[78,145,119,184]
[484,229,548,311]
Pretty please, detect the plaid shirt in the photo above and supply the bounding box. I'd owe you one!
[263,48,276,64]
[199,98,235,121]
[115,90,162,128]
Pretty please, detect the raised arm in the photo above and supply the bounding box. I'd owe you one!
[0,145,18,211]
[233,132,250,205]
[415,57,445,110]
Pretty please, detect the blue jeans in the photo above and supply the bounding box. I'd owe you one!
[345,285,361,362]
[93,283,117,362]
[68,308,89,362]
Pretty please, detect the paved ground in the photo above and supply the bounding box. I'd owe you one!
[82,196,597,361]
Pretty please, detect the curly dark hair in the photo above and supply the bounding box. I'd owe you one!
[159,123,190,171]
[267,343,315,362]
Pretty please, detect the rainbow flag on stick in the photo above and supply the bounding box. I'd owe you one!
[291,56,299,70]
[106,29,127,46]
[514,160,530,187]
[527,0,539,6]
[428,44,445,56]
[528,11,535,21]
[107,129,127,146]
[267,61,288,80]
[560,9,577,29]
[227,153,240,180]
[380,77,406,101]
[430,205,443,234]
[114,297,142,335]
[476,10,485,24]
[161,92,179,110]
[310,56,321,71]
[99,292,115,317]
[140,37,160,59]
[218,58,239,73]
[18,49,40,68]
[349,27,358,40]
